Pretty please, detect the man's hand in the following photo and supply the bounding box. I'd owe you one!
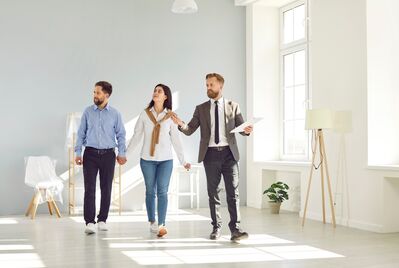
[184,163,191,171]
[117,156,127,165]
[244,125,253,135]
[171,113,184,127]
[75,156,83,165]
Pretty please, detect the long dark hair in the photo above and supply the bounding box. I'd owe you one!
[147,84,172,110]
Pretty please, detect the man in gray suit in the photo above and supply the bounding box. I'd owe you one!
[171,73,253,241]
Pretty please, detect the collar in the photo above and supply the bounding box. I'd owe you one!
[93,103,110,111]
[210,97,224,105]
[150,107,168,115]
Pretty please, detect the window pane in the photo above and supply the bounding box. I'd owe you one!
[283,121,295,154]
[294,49,305,85]
[293,5,305,41]
[294,85,306,119]
[284,53,294,87]
[284,87,294,120]
[283,9,293,44]
[294,120,307,154]
[284,120,307,155]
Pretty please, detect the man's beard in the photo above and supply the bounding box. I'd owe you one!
[94,98,104,106]
[207,90,218,99]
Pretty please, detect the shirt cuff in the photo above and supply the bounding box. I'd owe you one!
[178,123,187,130]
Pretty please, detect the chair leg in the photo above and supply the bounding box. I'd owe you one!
[31,192,40,220]
[47,202,53,215]
[50,198,61,218]
[25,195,35,217]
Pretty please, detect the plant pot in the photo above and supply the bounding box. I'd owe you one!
[269,202,281,214]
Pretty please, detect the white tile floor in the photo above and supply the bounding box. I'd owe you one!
[0,207,398,267]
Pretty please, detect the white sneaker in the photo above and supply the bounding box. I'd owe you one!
[157,225,167,237]
[150,222,158,233]
[85,223,96,234]
[98,221,108,231]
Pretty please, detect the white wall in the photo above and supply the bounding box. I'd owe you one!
[0,0,247,215]
[366,0,399,231]
[308,0,375,229]
[367,0,399,166]
[246,4,281,209]
[246,0,399,232]
[249,5,280,162]
[311,0,399,233]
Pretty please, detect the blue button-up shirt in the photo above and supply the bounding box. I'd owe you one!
[75,104,126,157]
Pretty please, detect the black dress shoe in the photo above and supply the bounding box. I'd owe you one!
[210,228,221,240]
[230,230,249,241]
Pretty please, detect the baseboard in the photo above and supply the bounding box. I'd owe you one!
[299,211,385,233]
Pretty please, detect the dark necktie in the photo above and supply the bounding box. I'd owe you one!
[215,100,219,144]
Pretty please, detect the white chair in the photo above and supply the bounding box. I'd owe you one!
[24,156,64,219]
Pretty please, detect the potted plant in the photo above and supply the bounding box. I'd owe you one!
[263,181,289,214]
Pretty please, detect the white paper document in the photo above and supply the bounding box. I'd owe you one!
[230,118,261,133]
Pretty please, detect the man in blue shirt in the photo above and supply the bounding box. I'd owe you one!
[75,81,127,234]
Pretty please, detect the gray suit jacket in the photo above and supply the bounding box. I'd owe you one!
[179,99,249,163]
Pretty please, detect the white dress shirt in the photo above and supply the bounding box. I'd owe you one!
[209,97,229,147]
[126,108,186,165]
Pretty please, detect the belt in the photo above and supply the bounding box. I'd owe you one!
[85,147,114,154]
[208,146,229,152]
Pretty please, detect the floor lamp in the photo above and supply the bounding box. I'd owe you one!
[302,109,337,227]
[66,112,82,215]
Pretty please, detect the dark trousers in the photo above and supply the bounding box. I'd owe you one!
[83,147,116,225]
[203,147,241,233]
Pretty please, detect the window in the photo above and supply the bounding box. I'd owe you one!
[280,0,309,160]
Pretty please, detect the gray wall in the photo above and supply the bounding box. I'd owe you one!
[0,0,246,215]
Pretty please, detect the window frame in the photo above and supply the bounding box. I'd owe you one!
[279,0,310,161]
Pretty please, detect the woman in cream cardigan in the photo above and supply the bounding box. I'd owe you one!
[126,84,190,237]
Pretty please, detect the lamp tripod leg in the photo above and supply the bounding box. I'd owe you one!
[320,131,337,227]
[302,131,318,227]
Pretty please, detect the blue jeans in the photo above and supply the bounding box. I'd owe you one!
[140,158,173,226]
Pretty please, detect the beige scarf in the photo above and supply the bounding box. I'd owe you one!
[145,108,173,156]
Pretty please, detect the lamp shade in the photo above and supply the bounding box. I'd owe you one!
[171,0,198,14]
[333,110,352,133]
[305,109,335,130]
[66,112,82,148]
